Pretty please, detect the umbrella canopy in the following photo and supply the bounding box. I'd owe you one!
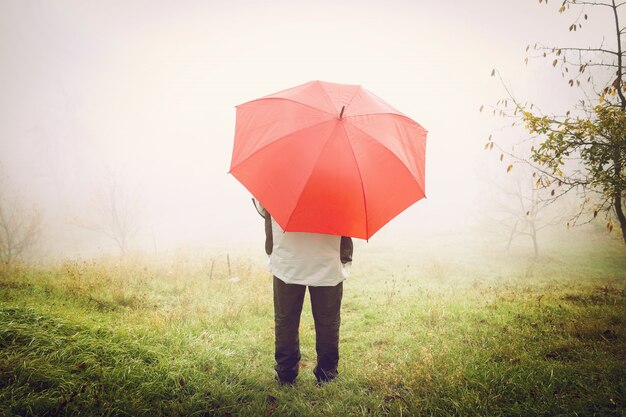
[229,80,427,240]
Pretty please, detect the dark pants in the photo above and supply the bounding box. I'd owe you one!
[273,276,343,383]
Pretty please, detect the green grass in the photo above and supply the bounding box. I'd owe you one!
[0,232,625,416]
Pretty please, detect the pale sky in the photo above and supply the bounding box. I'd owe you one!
[0,0,615,256]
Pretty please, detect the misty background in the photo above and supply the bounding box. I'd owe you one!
[0,0,616,260]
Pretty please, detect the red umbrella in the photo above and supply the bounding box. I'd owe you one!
[229,80,427,240]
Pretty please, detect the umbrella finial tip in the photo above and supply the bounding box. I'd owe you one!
[339,105,345,120]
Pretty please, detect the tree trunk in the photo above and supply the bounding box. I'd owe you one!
[506,221,518,250]
[611,0,626,245]
[529,219,539,257]
[615,191,626,244]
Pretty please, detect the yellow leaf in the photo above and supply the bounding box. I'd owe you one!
[500,153,503,161]
[507,165,513,173]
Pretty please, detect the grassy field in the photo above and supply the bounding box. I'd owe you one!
[1,231,625,416]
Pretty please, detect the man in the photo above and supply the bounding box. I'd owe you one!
[253,199,353,385]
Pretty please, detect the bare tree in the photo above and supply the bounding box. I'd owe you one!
[73,171,140,256]
[0,174,43,266]
[484,167,567,257]
[504,179,565,257]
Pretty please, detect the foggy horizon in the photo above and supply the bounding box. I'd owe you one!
[0,0,621,260]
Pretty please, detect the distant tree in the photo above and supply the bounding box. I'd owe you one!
[483,165,566,256]
[0,173,42,266]
[503,175,565,257]
[484,0,626,245]
[74,171,140,256]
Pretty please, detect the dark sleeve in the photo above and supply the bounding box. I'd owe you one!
[264,212,273,256]
[340,236,353,264]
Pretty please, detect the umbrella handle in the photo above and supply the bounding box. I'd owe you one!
[251,198,265,218]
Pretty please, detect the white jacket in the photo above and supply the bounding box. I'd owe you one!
[253,199,351,287]
[270,218,347,287]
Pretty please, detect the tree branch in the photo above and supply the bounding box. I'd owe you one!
[565,0,614,7]
[536,46,619,55]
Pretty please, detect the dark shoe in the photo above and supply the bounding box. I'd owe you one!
[275,375,296,386]
[313,366,338,384]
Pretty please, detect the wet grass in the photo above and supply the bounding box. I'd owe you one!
[0,233,625,416]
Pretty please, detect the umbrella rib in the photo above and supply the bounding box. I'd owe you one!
[314,80,344,116]
[237,97,336,117]
[340,123,369,240]
[346,112,428,131]
[317,82,360,117]
[229,119,333,172]
[347,123,426,200]
[343,86,361,115]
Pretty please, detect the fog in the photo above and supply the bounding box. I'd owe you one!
[0,0,616,259]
